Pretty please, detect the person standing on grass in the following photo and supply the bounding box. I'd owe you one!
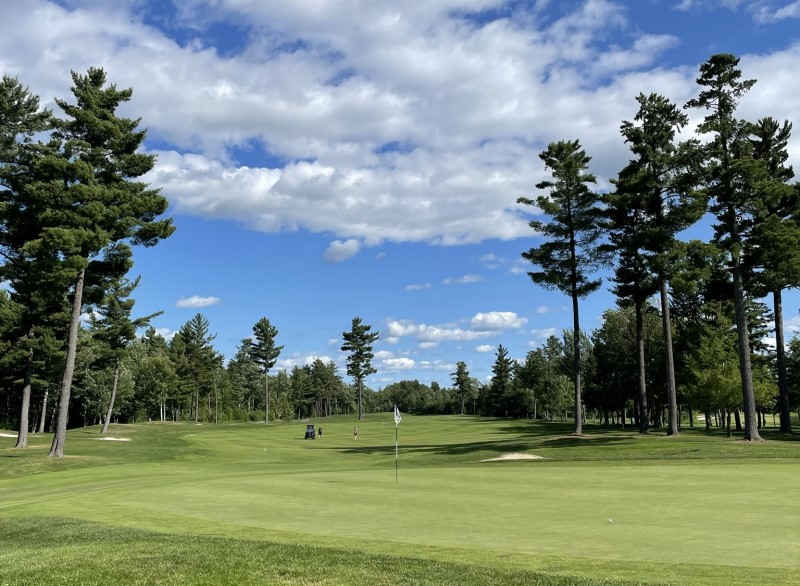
[318,426,323,438]
[353,426,358,440]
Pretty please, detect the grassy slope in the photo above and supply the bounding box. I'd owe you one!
[1,416,798,585]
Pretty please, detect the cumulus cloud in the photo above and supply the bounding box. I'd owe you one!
[176,295,221,308]
[277,353,334,370]
[155,328,178,341]
[324,239,361,262]
[442,274,482,285]
[470,311,528,330]
[529,328,560,343]
[476,344,494,352]
[385,311,528,345]
[0,0,758,249]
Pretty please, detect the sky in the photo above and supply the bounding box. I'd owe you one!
[2,0,800,388]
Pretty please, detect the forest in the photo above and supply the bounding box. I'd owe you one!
[2,53,800,455]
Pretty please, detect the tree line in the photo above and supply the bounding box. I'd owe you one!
[3,54,800,451]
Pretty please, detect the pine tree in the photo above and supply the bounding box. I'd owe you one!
[35,68,175,456]
[450,361,470,415]
[518,140,609,434]
[490,345,514,417]
[746,117,800,433]
[685,53,762,440]
[250,317,283,424]
[613,93,705,435]
[176,314,220,423]
[88,275,161,434]
[341,317,379,421]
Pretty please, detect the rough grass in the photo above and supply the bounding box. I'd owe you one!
[1,415,799,585]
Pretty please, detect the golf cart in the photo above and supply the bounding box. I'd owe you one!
[304,424,316,439]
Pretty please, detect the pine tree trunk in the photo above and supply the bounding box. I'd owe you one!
[357,378,363,421]
[49,265,86,458]
[734,408,742,432]
[659,277,679,435]
[101,357,121,435]
[15,340,35,449]
[731,264,761,440]
[37,388,49,433]
[571,289,582,435]
[636,297,648,434]
[773,289,792,432]
[264,372,273,424]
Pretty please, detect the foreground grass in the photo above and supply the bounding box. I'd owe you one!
[1,416,799,585]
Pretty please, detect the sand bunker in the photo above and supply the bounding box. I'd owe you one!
[482,453,543,462]
[0,432,17,438]
[94,437,131,441]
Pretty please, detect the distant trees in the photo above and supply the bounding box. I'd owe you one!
[518,140,608,435]
[451,361,470,415]
[341,317,379,421]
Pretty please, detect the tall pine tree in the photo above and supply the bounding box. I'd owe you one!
[250,317,283,424]
[518,140,609,435]
[341,317,379,421]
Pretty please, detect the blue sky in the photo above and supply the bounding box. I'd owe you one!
[2,0,800,387]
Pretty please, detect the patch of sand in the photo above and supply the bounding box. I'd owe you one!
[0,432,17,438]
[94,437,131,441]
[481,453,543,462]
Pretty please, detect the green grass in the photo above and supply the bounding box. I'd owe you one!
[1,416,799,585]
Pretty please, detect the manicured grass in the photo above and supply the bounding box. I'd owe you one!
[1,416,799,585]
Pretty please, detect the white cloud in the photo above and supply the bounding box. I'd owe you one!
[470,311,528,330]
[176,295,221,308]
[476,344,494,352]
[324,239,361,262]
[419,341,439,349]
[155,328,178,341]
[406,283,432,291]
[277,353,334,370]
[529,328,560,343]
[384,357,416,370]
[442,274,482,285]
[536,306,552,314]
[0,0,740,250]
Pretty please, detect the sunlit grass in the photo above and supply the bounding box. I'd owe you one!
[1,415,798,585]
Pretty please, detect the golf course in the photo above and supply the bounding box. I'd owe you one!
[1,415,798,585]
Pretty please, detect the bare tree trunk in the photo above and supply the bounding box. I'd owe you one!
[357,379,363,421]
[38,387,49,433]
[264,372,270,424]
[731,264,762,440]
[101,357,121,435]
[571,289,582,435]
[659,277,679,435]
[15,339,35,449]
[773,289,792,432]
[636,297,648,435]
[49,265,86,458]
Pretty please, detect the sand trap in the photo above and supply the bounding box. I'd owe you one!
[0,432,17,438]
[482,453,543,462]
[94,437,131,441]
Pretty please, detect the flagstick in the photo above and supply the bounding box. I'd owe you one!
[395,422,398,483]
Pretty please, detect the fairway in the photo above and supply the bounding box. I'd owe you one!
[1,416,799,585]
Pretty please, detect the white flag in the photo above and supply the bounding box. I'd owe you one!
[394,405,402,426]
